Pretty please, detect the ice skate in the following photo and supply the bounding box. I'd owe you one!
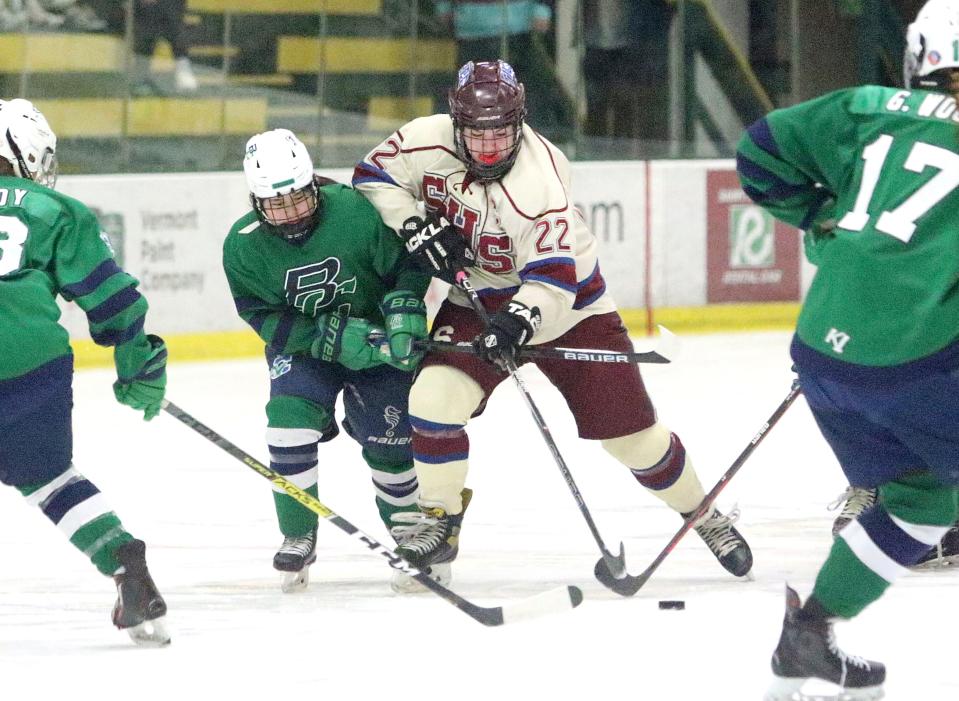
[112,539,170,647]
[764,585,885,701]
[912,524,959,569]
[828,487,878,536]
[392,488,472,593]
[685,506,753,577]
[273,528,316,593]
[388,562,451,594]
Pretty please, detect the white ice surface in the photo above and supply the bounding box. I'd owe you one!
[1,331,956,700]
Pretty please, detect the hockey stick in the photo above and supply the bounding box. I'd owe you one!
[412,331,677,365]
[452,270,630,589]
[594,378,802,595]
[161,400,583,626]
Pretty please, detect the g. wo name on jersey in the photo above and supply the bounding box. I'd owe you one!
[420,172,515,274]
[886,90,959,122]
[0,188,28,207]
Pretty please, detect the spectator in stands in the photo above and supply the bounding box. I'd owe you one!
[583,0,674,151]
[433,0,575,142]
[131,0,197,94]
[1,0,106,30]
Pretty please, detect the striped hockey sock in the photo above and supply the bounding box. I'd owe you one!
[814,475,957,618]
[410,416,469,514]
[363,449,419,529]
[267,430,320,537]
[20,466,133,576]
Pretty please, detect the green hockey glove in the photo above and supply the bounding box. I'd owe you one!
[311,312,388,371]
[379,290,427,362]
[113,334,167,421]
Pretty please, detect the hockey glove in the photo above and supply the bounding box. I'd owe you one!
[379,290,427,362]
[472,301,541,371]
[311,313,409,371]
[400,215,476,285]
[113,334,167,421]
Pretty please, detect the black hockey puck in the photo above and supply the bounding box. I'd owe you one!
[658,600,685,610]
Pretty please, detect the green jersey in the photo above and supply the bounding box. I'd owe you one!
[222,183,429,355]
[0,176,153,382]
[737,85,959,366]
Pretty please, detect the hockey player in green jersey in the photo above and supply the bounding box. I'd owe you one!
[223,128,437,593]
[0,99,168,646]
[738,1,959,698]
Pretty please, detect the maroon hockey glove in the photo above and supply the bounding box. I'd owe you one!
[472,300,541,371]
[400,215,475,285]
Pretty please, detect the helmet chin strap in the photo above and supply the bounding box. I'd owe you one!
[5,128,32,181]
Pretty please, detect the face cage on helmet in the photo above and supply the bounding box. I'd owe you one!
[32,150,57,189]
[453,121,524,181]
[252,179,320,243]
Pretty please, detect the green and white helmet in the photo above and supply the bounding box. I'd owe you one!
[0,98,58,189]
[904,0,959,91]
[243,128,320,242]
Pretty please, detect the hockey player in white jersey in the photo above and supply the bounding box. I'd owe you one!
[353,59,753,584]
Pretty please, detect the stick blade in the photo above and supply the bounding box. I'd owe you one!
[498,585,584,625]
[593,558,645,597]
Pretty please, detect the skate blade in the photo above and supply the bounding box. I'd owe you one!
[280,567,311,593]
[912,554,959,569]
[764,677,884,701]
[390,563,451,594]
[125,616,171,647]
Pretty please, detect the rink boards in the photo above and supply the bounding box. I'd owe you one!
[54,162,813,368]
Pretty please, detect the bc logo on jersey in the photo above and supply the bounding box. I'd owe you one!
[284,257,357,316]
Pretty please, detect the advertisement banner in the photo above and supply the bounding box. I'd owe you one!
[570,162,645,307]
[705,169,799,303]
[56,172,252,339]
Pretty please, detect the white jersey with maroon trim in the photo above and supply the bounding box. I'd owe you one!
[353,113,616,344]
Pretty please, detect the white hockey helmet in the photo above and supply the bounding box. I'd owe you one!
[0,98,58,189]
[243,128,320,242]
[904,0,959,90]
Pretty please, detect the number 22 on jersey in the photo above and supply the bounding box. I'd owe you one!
[838,134,959,243]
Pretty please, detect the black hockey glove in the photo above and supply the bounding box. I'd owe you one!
[472,301,542,372]
[400,215,475,285]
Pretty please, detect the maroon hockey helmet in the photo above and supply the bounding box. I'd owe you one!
[448,60,527,180]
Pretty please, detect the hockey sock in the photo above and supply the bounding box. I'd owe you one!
[267,429,320,537]
[813,472,957,618]
[611,429,707,514]
[811,537,889,619]
[19,466,133,576]
[410,417,469,515]
[363,449,419,529]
